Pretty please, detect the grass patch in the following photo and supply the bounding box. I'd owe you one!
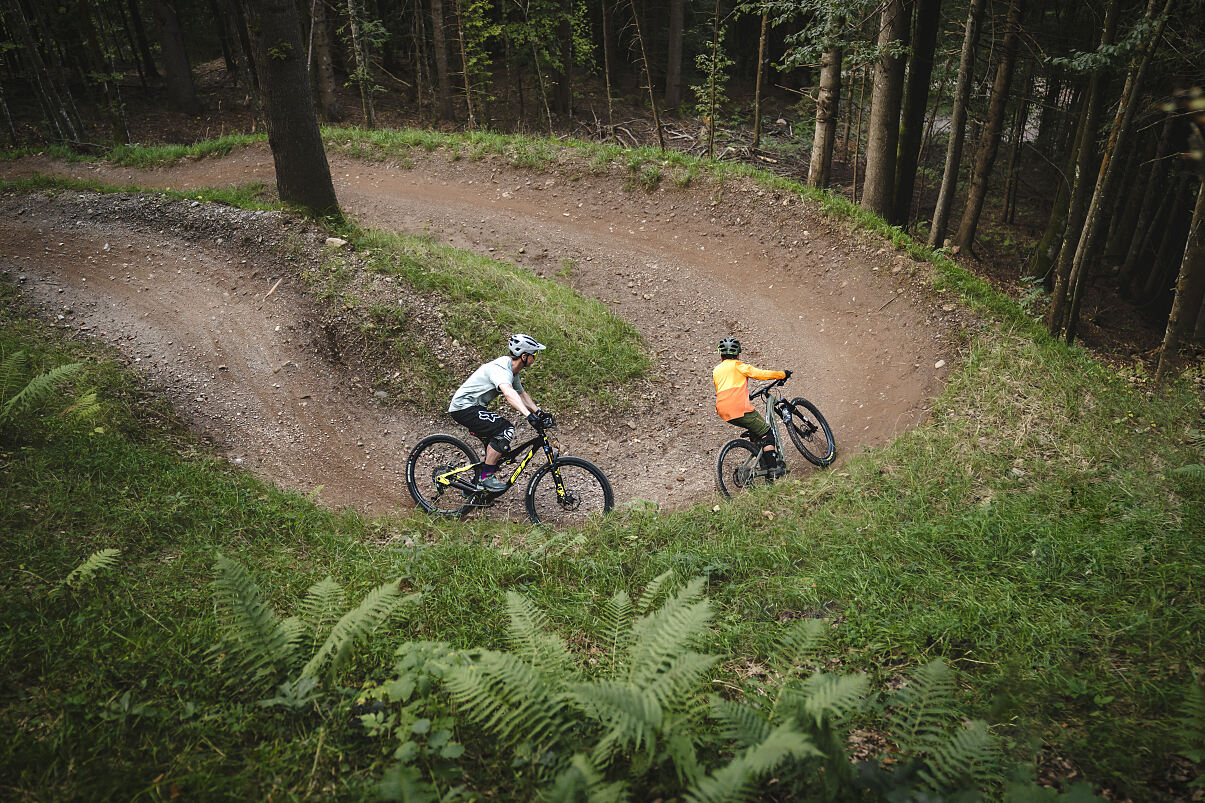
[0,173,280,211]
[107,133,266,167]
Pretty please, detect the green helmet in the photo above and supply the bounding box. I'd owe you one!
[718,337,741,358]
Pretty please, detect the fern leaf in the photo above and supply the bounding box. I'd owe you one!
[569,679,662,767]
[210,554,299,689]
[1,361,82,421]
[0,350,30,404]
[917,719,1000,793]
[800,672,869,726]
[644,651,719,711]
[889,659,961,754]
[710,697,773,748]
[599,590,633,678]
[444,649,572,751]
[58,389,101,422]
[51,548,120,598]
[636,569,676,615]
[301,584,414,682]
[1172,464,1205,480]
[1175,683,1205,764]
[298,576,346,651]
[505,591,574,673]
[543,753,629,803]
[768,618,827,677]
[629,579,712,686]
[684,723,819,803]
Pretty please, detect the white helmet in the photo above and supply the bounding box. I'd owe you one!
[508,333,546,357]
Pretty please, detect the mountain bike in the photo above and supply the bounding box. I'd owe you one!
[405,419,614,525]
[715,377,836,497]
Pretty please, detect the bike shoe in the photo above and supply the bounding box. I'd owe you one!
[478,474,509,494]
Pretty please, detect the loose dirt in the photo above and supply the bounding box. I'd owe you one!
[0,145,964,516]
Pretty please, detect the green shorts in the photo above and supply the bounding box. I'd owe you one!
[727,411,770,439]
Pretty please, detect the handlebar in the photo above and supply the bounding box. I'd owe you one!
[749,376,788,400]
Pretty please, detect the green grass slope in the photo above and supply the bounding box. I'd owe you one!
[0,132,1202,800]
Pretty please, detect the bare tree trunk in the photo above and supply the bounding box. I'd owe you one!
[629,0,663,150]
[347,0,376,126]
[10,0,82,144]
[600,0,614,133]
[1064,0,1172,343]
[664,0,683,111]
[1120,117,1175,291]
[751,12,768,148]
[929,0,985,246]
[853,69,867,204]
[1028,99,1086,284]
[1002,66,1031,225]
[808,47,842,188]
[430,0,454,120]
[952,0,1025,252]
[126,0,160,80]
[861,0,909,218]
[310,0,341,121]
[892,0,942,227]
[452,0,476,128]
[553,0,571,116]
[240,0,340,219]
[151,0,200,113]
[1156,182,1205,381]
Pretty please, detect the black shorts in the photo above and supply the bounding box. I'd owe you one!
[449,406,515,446]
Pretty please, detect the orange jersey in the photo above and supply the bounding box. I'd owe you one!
[713,359,786,421]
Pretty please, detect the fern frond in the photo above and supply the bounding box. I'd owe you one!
[629,578,712,686]
[51,548,120,598]
[301,584,414,682]
[800,672,870,726]
[636,569,676,615]
[599,590,633,678]
[210,554,299,689]
[58,389,101,422]
[662,711,704,786]
[644,652,720,712]
[0,350,30,403]
[1173,464,1205,480]
[569,679,662,767]
[543,753,629,803]
[768,618,827,677]
[710,697,773,748]
[298,576,346,650]
[1,361,82,422]
[444,649,573,751]
[917,719,1000,793]
[505,591,574,673]
[1175,683,1205,764]
[684,723,819,803]
[889,659,961,754]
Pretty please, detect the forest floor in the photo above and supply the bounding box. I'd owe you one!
[0,144,964,516]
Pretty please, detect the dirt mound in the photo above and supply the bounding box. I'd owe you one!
[0,146,963,515]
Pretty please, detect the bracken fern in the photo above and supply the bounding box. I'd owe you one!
[51,548,121,598]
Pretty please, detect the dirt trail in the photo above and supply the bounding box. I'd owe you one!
[0,145,961,515]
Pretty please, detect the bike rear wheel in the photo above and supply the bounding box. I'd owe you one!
[716,438,766,497]
[780,397,837,466]
[525,457,614,525]
[405,434,480,516]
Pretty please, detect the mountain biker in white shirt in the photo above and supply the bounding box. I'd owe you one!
[447,333,554,493]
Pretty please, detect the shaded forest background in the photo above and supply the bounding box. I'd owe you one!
[3,0,1205,371]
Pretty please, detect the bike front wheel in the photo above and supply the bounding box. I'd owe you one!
[716,438,765,497]
[405,434,480,516]
[525,457,614,525]
[779,397,837,466]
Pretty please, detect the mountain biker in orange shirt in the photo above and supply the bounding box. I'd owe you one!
[713,337,791,478]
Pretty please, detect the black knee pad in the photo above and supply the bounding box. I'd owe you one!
[489,426,515,454]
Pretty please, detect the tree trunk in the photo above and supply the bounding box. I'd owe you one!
[751,12,767,149]
[1156,182,1205,381]
[861,0,909,218]
[151,0,200,113]
[9,0,82,144]
[553,0,571,116]
[1002,66,1031,225]
[208,0,236,73]
[1120,116,1175,291]
[1064,0,1172,343]
[241,0,340,219]
[952,0,1025,252]
[892,0,942,227]
[629,0,663,150]
[347,0,376,126]
[1027,99,1088,284]
[928,0,985,247]
[808,47,842,189]
[663,0,684,111]
[310,0,341,121]
[430,0,454,120]
[600,0,614,132]
[126,0,160,80]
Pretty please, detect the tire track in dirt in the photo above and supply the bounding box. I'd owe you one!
[0,145,961,514]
